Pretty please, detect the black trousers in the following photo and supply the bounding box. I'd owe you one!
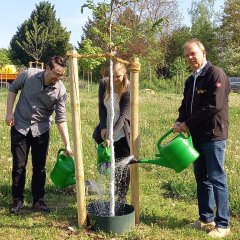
[11,127,49,202]
[114,137,130,200]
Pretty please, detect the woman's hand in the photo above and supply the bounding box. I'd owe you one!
[101,128,107,140]
[105,139,110,147]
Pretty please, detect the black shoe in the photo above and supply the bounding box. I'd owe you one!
[32,199,51,213]
[10,198,24,214]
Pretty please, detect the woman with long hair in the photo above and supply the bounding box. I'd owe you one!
[93,61,130,203]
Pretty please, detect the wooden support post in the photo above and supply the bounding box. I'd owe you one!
[67,50,87,227]
[129,57,140,224]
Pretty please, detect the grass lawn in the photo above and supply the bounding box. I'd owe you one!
[0,83,239,240]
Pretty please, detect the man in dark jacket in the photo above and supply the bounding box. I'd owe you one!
[173,39,231,238]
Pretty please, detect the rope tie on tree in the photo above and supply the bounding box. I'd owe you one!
[128,61,141,73]
[66,51,141,72]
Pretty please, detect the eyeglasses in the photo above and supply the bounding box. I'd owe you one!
[52,70,65,77]
[184,51,202,58]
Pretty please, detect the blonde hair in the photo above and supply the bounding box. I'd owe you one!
[104,62,128,101]
[184,39,205,52]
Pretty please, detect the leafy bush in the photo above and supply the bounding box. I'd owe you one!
[140,76,176,92]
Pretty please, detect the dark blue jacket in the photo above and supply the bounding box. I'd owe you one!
[177,61,231,144]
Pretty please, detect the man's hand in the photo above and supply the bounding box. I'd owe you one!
[5,113,15,126]
[179,122,189,133]
[65,145,73,156]
[173,121,181,133]
[173,121,189,133]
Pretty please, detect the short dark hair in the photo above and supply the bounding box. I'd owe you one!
[46,56,66,69]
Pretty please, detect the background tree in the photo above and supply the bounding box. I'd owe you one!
[78,39,106,90]
[0,48,12,66]
[163,26,192,70]
[128,0,182,31]
[16,17,48,63]
[220,0,240,46]
[189,0,219,65]
[218,0,240,75]
[219,43,240,76]
[10,1,70,66]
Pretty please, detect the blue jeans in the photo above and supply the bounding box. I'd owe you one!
[193,140,230,228]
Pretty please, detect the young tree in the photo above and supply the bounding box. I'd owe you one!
[81,0,134,53]
[10,1,70,65]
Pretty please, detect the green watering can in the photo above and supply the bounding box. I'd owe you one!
[129,129,199,173]
[50,149,76,188]
[97,142,111,176]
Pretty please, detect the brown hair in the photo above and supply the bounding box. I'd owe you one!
[46,56,66,69]
[104,62,129,101]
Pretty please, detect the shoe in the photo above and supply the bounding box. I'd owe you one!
[32,199,51,213]
[207,227,230,238]
[10,198,24,214]
[189,220,216,232]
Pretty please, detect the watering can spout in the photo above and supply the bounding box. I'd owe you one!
[128,157,173,169]
[128,129,200,173]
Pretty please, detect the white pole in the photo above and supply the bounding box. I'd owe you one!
[109,58,115,216]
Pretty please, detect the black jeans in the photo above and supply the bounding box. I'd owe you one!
[114,137,130,200]
[11,127,49,203]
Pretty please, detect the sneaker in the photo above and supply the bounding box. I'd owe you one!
[189,220,216,232]
[207,227,230,238]
[32,199,51,213]
[10,198,24,214]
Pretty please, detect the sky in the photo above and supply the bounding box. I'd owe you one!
[0,0,225,49]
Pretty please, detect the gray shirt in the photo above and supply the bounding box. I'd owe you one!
[9,68,67,137]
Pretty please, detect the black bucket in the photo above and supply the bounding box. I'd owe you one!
[87,201,135,234]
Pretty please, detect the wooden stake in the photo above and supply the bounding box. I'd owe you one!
[130,57,140,224]
[67,50,87,227]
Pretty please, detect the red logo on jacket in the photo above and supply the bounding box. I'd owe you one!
[216,82,222,88]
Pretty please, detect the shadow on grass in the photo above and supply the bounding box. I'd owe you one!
[140,212,190,229]
[0,183,79,226]
[161,181,196,202]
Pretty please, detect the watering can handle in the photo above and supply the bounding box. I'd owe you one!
[157,129,191,150]
[57,148,67,158]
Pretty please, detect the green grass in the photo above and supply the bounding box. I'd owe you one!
[0,84,239,239]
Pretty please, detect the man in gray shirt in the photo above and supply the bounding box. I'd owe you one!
[5,56,72,214]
